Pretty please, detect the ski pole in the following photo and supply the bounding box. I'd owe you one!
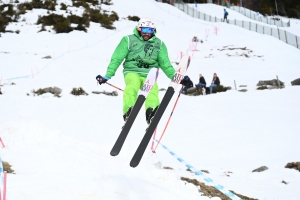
[153,87,183,153]
[105,82,124,92]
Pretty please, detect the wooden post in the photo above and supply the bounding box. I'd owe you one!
[276,75,281,89]
[277,26,280,40]
[249,22,251,30]
[242,21,244,28]
[235,19,236,25]
[215,16,216,22]
[284,30,288,43]
[193,6,194,17]
[271,28,272,36]
[296,35,299,48]
[281,19,283,27]
[234,80,237,90]
[256,23,257,32]
[210,15,211,22]
[263,26,264,34]
[204,14,206,21]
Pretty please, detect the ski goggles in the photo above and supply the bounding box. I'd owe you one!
[140,27,155,34]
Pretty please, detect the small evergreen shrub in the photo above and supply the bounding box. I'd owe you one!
[37,14,73,33]
[257,86,268,90]
[85,0,100,6]
[128,15,140,22]
[71,87,88,96]
[32,88,47,95]
[18,0,57,11]
[2,161,15,174]
[0,4,17,33]
[68,14,90,27]
[212,85,231,93]
[60,3,67,10]
[72,0,90,9]
[101,0,113,5]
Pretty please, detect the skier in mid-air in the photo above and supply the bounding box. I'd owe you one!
[96,18,175,124]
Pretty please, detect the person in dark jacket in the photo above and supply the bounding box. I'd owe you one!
[195,74,206,89]
[180,75,193,94]
[195,74,207,94]
[223,9,228,22]
[209,73,220,93]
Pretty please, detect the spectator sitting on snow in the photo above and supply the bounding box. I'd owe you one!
[195,74,206,89]
[195,74,207,94]
[223,9,228,22]
[180,75,193,94]
[209,73,220,93]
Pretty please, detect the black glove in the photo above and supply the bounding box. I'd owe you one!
[96,75,109,85]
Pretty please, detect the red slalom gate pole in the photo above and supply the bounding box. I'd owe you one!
[153,87,184,152]
[150,128,157,151]
[0,137,5,148]
[3,171,7,200]
[105,82,124,92]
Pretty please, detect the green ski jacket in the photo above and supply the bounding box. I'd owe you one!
[105,28,175,79]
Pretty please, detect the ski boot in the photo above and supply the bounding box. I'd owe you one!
[146,106,159,125]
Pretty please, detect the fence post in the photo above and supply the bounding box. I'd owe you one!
[277,26,280,40]
[296,36,299,48]
[281,20,283,27]
[215,16,216,22]
[284,30,288,43]
[249,22,251,30]
[210,15,211,22]
[235,19,236,25]
[193,6,194,17]
[263,26,264,34]
[271,28,272,36]
[242,21,244,28]
[256,23,257,32]
[204,14,206,21]
[234,80,237,90]
[276,75,281,89]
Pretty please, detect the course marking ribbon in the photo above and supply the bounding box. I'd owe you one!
[156,140,242,200]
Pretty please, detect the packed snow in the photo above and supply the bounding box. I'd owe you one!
[1,0,300,200]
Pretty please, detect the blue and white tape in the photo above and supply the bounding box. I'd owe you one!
[155,140,242,200]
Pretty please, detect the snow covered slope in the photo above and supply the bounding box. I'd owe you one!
[1,0,300,199]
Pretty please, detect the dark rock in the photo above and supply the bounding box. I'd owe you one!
[42,56,52,59]
[252,166,268,172]
[257,79,284,86]
[43,87,62,95]
[92,90,118,96]
[291,78,300,86]
[239,89,247,92]
[285,162,300,172]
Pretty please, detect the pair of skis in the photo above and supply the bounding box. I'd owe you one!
[110,55,191,168]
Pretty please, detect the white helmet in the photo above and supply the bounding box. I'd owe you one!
[137,18,155,30]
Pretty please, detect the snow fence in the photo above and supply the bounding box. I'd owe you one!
[173,1,300,50]
[229,5,290,27]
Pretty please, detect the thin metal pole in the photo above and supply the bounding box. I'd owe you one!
[105,82,124,92]
[154,87,184,152]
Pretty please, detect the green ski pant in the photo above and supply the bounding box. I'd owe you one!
[123,73,159,115]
